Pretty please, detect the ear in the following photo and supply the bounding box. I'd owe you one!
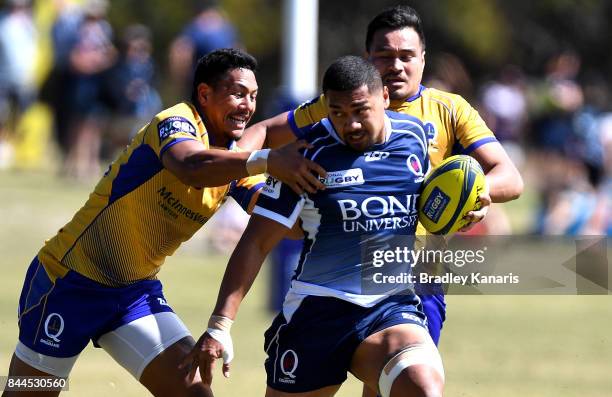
[382,86,390,109]
[196,83,212,108]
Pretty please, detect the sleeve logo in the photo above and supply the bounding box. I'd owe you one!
[261,176,281,199]
[157,116,197,143]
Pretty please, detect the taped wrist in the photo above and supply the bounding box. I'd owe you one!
[206,315,234,363]
[246,149,270,175]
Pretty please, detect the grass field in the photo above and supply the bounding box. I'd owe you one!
[1,169,611,396]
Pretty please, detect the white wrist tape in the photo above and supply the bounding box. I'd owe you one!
[246,149,270,175]
[206,315,234,364]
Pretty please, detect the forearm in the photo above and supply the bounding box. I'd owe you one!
[212,237,269,319]
[238,121,267,151]
[471,143,523,203]
[485,163,524,203]
[239,111,295,150]
[174,149,252,187]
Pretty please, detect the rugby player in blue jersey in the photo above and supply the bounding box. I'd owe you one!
[184,56,445,397]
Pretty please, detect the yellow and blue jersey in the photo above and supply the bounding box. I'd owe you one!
[38,102,264,287]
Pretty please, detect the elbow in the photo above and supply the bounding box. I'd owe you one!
[507,171,524,201]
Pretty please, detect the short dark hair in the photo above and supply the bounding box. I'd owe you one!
[365,5,426,51]
[191,48,257,103]
[322,55,383,94]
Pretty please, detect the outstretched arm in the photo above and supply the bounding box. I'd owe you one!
[162,139,326,193]
[181,214,293,385]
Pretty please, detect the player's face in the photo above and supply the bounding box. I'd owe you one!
[199,68,258,145]
[326,84,390,151]
[367,27,425,101]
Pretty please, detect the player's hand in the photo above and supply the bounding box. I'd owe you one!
[267,140,327,195]
[180,317,234,386]
[459,185,491,232]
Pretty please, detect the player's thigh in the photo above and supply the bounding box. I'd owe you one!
[350,324,443,397]
[98,312,209,397]
[2,354,62,397]
[265,384,341,397]
[139,336,212,397]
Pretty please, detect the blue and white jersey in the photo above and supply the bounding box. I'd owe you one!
[254,110,429,310]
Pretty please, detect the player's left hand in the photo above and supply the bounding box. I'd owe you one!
[181,318,234,386]
[459,185,491,232]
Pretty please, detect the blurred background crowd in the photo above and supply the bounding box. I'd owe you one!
[0,0,610,238]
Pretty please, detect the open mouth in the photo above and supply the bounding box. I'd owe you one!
[227,114,250,129]
[346,131,367,143]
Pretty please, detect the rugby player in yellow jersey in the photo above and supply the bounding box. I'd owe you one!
[238,6,523,397]
[3,49,324,397]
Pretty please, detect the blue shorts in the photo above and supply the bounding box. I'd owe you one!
[420,293,446,345]
[17,257,174,358]
[263,294,427,393]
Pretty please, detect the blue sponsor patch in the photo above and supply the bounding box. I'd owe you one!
[422,186,450,223]
[157,116,197,144]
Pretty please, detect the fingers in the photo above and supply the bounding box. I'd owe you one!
[306,159,327,178]
[222,363,231,378]
[201,354,215,385]
[287,181,305,195]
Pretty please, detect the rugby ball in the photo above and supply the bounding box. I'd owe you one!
[418,155,485,235]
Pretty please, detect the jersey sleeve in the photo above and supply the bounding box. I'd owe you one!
[287,95,328,139]
[146,114,200,159]
[453,95,498,154]
[228,174,266,214]
[252,175,305,228]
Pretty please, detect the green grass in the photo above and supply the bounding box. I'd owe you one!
[1,169,611,396]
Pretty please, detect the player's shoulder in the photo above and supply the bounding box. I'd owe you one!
[302,118,338,145]
[385,109,425,128]
[149,101,200,139]
[422,87,472,110]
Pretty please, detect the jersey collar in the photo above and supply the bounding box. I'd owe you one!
[405,85,425,102]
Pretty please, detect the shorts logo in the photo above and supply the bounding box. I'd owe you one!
[407,154,424,182]
[40,313,64,348]
[261,176,281,199]
[279,349,298,380]
[157,116,197,143]
[401,312,423,324]
[318,168,364,188]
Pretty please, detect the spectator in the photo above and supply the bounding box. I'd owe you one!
[169,1,239,98]
[105,24,161,158]
[0,0,37,169]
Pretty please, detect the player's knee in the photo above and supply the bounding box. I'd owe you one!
[378,343,444,397]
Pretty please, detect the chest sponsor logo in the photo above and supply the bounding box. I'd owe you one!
[261,176,281,199]
[364,151,390,162]
[157,186,207,225]
[319,168,364,188]
[157,116,197,143]
[337,194,419,232]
